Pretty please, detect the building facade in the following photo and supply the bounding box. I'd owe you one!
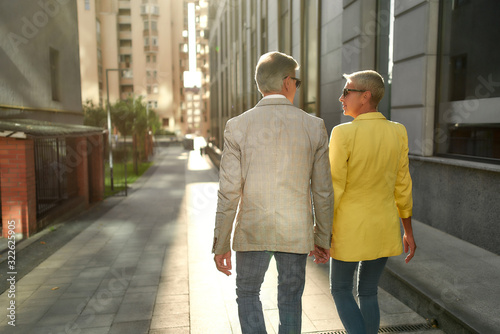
[178,0,211,137]
[208,0,500,254]
[78,0,185,134]
[0,0,105,238]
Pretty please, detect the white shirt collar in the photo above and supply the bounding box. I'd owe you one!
[261,94,287,100]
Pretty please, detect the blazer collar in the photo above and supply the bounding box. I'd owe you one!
[255,97,294,108]
[353,111,387,121]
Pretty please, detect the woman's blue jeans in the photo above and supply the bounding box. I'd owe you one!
[330,257,388,334]
[236,251,307,334]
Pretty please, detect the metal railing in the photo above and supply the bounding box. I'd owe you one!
[34,138,69,218]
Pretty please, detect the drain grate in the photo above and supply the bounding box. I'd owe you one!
[305,322,436,334]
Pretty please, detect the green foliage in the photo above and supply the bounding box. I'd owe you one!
[111,95,161,138]
[112,97,136,139]
[83,100,107,128]
[110,95,160,167]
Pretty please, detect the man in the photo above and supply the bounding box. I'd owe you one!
[212,51,334,334]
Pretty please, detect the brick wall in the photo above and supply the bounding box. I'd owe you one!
[0,134,105,238]
[0,137,37,237]
[87,134,104,203]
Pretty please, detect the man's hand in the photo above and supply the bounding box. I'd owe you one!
[214,251,232,276]
[308,245,330,264]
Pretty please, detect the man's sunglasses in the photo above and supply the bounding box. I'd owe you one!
[283,76,302,89]
[343,88,366,97]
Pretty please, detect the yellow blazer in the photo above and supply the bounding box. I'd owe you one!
[329,112,412,261]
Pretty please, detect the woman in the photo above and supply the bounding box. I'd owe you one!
[328,70,416,334]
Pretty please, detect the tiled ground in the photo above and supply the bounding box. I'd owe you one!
[0,147,443,334]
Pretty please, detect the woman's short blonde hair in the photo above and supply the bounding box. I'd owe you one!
[255,51,299,95]
[343,70,385,108]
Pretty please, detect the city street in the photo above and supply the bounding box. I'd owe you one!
[0,146,444,333]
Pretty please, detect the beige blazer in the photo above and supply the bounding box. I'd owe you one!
[212,97,334,255]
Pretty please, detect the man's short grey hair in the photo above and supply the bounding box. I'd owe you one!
[343,70,385,108]
[255,51,299,95]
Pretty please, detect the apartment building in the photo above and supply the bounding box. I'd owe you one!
[78,0,184,133]
[207,0,500,256]
[178,0,211,137]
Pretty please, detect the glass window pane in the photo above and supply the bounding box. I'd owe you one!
[436,0,500,160]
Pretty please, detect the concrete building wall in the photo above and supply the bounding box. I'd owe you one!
[0,0,83,123]
[391,0,438,156]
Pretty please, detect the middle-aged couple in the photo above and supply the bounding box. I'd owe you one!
[212,51,416,334]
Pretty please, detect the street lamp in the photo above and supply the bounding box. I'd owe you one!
[106,68,122,191]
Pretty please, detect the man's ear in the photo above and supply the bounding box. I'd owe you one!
[282,76,290,91]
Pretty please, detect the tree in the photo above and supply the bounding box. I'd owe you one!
[111,96,160,174]
[83,100,107,128]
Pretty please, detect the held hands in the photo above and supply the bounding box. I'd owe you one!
[214,251,232,276]
[309,245,331,264]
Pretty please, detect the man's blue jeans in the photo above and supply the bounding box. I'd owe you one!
[236,251,307,334]
[330,257,388,334]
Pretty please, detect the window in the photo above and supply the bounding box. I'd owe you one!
[120,40,132,47]
[119,9,131,16]
[49,48,60,101]
[122,70,133,78]
[162,118,169,127]
[435,0,500,161]
[146,55,150,63]
[144,20,149,30]
[144,37,149,46]
[302,0,319,115]
[152,55,156,63]
[152,85,158,94]
[85,0,90,10]
[152,36,158,46]
[120,54,132,63]
[151,21,157,31]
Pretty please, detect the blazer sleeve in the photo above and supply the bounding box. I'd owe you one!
[311,121,334,249]
[394,124,413,218]
[329,126,349,215]
[212,120,242,254]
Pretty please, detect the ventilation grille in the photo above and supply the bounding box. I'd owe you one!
[305,322,436,334]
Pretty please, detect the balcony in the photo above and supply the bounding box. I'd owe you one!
[119,62,131,69]
[141,4,159,16]
[118,16,131,24]
[118,0,131,9]
[143,29,158,37]
[120,77,134,86]
[119,31,132,40]
[144,45,159,53]
[120,46,132,55]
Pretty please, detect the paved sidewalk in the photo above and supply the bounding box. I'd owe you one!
[0,146,442,333]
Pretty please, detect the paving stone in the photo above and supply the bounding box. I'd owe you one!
[108,320,150,334]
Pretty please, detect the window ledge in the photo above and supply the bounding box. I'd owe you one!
[409,155,500,173]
